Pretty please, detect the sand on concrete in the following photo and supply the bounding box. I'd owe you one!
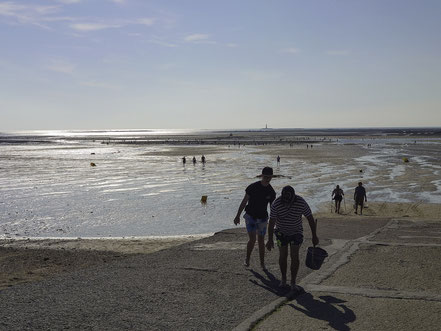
[322,245,441,293]
[0,236,203,290]
[372,219,441,244]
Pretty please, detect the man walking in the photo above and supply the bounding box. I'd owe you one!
[234,167,276,269]
[354,182,367,215]
[332,185,344,214]
[266,186,319,291]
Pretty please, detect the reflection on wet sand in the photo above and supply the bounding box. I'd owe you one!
[1,129,440,238]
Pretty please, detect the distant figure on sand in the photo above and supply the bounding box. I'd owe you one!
[182,156,186,164]
[234,167,276,269]
[332,185,344,214]
[354,182,367,215]
[201,155,206,164]
[192,156,197,164]
[266,186,319,291]
[277,155,280,165]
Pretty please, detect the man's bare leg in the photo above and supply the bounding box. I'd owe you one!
[257,234,265,268]
[278,245,289,286]
[290,244,300,288]
[245,231,256,266]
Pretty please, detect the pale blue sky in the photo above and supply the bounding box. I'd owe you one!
[1,0,440,130]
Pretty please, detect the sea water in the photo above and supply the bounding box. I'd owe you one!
[1,130,440,238]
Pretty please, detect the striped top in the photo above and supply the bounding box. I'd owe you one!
[270,195,312,235]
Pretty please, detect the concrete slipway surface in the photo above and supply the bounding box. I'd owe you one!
[1,217,441,330]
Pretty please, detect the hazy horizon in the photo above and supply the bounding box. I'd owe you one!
[2,126,441,136]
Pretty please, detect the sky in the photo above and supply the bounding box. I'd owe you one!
[1,0,440,131]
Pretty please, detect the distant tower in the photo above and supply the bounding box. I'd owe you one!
[265,124,268,129]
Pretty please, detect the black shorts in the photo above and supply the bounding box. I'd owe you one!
[275,230,303,247]
[334,195,343,202]
[355,199,364,206]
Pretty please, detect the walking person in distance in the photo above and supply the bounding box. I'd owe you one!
[332,185,344,214]
[354,182,367,215]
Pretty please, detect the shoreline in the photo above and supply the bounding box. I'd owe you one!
[2,201,440,247]
[2,201,440,241]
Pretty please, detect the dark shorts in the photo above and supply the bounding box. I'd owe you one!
[275,230,303,247]
[355,199,364,206]
[334,195,343,202]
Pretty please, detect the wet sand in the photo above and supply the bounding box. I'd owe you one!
[2,129,440,238]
